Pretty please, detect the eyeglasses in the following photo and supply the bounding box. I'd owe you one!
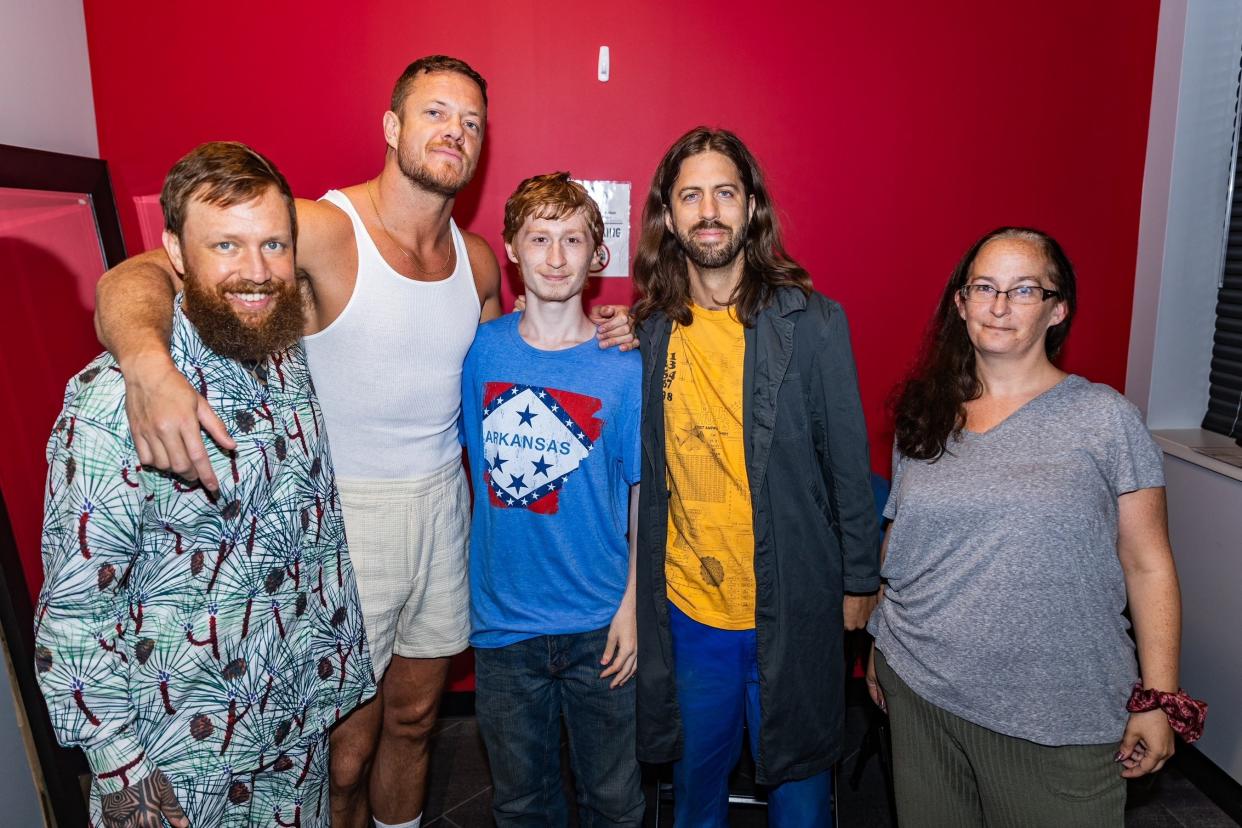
[959,284,1061,305]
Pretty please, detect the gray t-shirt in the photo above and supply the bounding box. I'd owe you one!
[867,375,1165,745]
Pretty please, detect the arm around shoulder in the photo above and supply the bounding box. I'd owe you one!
[94,248,179,362]
[94,248,233,488]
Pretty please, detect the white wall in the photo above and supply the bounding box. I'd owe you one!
[0,1,100,824]
[1166,456,1242,775]
[1128,0,1242,783]
[0,0,98,157]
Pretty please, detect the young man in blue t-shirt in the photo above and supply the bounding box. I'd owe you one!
[460,173,644,825]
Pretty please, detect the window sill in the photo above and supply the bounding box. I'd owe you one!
[1151,429,1242,484]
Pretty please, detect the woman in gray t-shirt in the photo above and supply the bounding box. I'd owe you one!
[866,227,1196,827]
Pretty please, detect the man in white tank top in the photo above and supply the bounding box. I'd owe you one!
[93,56,635,828]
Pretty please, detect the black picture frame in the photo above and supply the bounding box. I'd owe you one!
[0,142,127,827]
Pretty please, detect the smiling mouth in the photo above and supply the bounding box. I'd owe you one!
[226,291,274,311]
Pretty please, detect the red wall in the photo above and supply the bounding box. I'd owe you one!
[68,1,1158,679]
[83,0,1159,456]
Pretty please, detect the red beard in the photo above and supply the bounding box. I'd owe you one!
[182,274,305,362]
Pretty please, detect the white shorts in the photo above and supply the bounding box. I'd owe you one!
[337,460,470,676]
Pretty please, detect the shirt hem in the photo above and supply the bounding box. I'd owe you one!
[875,640,1127,747]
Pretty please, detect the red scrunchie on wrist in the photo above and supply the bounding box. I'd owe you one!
[1126,683,1208,743]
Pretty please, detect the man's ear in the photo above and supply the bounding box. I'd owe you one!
[748,193,756,221]
[163,230,186,276]
[663,206,674,235]
[382,110,401,152]
[504,241,519,265]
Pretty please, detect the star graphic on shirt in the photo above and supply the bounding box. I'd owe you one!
[516,405,537,427]
[509,473,528,493]
[531,455,552,477]
[491,454,509,472]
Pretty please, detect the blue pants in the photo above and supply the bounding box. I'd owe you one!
[474,626,644,827]
[670,603,834,827]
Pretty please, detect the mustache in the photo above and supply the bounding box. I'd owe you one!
[217,279,280,295]
[691,220,731,233]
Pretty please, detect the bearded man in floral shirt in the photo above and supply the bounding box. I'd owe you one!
[35,142,375,828]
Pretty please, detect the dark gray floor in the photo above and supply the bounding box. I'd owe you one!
[421,695,1239,827]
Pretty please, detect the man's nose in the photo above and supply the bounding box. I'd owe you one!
[547,240,566,269]
[242,247,272,283]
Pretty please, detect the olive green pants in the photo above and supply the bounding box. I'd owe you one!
[874,649,1125,828]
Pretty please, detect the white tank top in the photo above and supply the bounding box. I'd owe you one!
[302,189,480,479]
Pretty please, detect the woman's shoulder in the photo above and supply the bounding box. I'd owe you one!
[1047,375,1151,439]
[1056,375,1141,415]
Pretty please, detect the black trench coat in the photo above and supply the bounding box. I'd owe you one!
[635,286,880,786]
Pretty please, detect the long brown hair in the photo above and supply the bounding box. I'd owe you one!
[632,127,811,326]
[891,227,1078,461]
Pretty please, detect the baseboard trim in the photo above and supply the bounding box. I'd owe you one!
[1172,742,1242,823]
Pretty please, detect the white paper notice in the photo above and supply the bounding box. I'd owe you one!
[575,180,631,277]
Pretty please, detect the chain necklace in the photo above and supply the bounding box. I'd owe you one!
[366,179,453,277]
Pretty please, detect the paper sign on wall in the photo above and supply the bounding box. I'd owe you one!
[574,180,630,277]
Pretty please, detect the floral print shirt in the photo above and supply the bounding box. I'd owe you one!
[35,299,375,794]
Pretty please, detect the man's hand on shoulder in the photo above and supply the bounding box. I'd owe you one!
[589,304,638,351]
[123,350,234,491]
[101,768,189,828]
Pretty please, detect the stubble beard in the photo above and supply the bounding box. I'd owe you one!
[397,141,472,197]
[676,219,749,270]
[182,273,306,363]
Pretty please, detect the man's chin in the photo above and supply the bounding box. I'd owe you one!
[402,162,470,197]
[183,290,303,363]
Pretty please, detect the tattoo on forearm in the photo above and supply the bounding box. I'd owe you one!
[101,769,185,827]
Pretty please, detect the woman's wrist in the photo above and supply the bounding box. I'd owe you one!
[1126,683,1207,742]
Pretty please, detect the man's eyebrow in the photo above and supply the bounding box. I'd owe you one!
[427,98,484,119]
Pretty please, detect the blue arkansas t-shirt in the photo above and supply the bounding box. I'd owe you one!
[461,313,642,648]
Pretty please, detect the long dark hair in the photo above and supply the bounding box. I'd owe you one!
[891,227,1078,461]
[632,127,811,326]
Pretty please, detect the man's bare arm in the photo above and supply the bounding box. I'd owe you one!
[465,231,503,322]
[94,248,180,352]
[94,248,234,489]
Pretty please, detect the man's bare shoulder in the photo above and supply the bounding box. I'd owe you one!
[462,230,500,277]
[462,230,502,320]
[293,196,354,283]
[295,196,352,241]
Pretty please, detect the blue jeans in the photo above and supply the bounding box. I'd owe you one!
[670,603,834,827]
[474,626,644,827]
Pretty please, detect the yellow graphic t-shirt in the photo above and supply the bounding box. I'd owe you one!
[664,305,755,630]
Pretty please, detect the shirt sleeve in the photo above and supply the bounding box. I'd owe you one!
[1104,393,1166,496]
[621,357,643,486]
[883,443,905,521]
[34,412,156,794]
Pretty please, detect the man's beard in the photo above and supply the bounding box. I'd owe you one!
[182,274,305,363]
[675,219,748,270]
[398,140,471,197]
